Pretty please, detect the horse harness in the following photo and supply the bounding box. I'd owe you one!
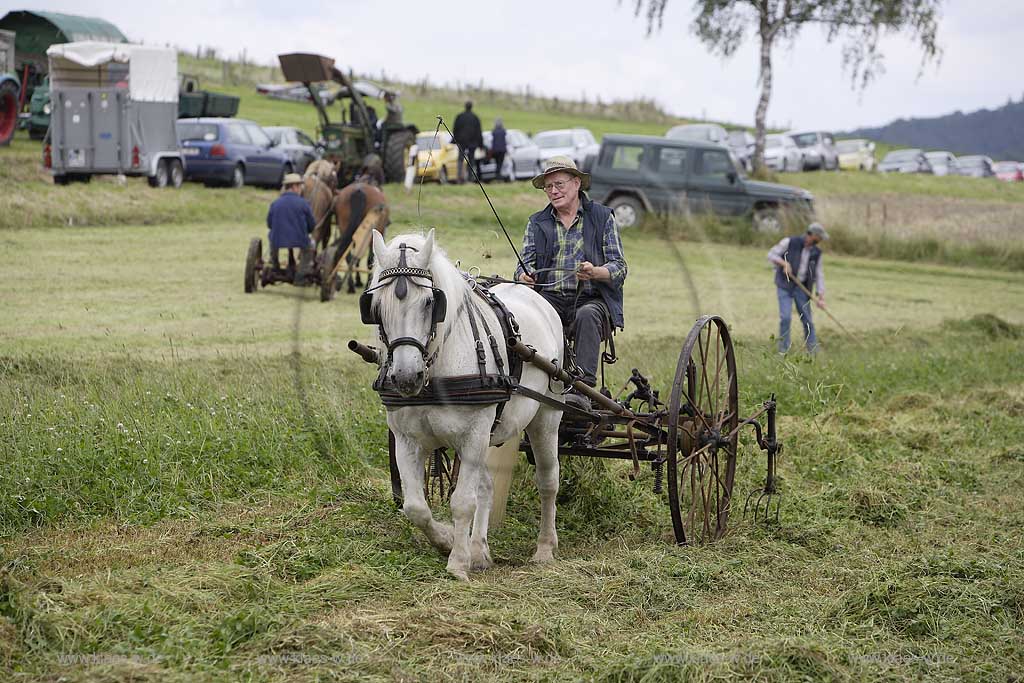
[360,243,523,428]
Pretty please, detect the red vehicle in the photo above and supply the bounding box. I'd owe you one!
[993,161,1023,182]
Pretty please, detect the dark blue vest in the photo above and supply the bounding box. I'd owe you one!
[775,235,821,293]
[529,194,625,328]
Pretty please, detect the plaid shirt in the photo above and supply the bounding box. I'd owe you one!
[516,205,627,296]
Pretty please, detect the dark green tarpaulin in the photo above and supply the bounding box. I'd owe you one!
[0,10,127,65]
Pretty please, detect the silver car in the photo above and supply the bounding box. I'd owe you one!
[478,128,541,181]
[787,130,839,170]
[762,134,803,172]
[956,155,995,178]
[924,151,958,176]
[533,128,600,167]
[727,130,755,172]
[264,126,320,174]
[666,123,729,145]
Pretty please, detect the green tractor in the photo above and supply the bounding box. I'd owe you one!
[277,52,416,184]
[0,29,20,146]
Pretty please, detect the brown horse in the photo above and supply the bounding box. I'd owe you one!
[333,181,390,291]
[301,175,336,249]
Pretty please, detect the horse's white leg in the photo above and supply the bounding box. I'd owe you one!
[469,455,494,571]
[447,428,491,580]
[526,408,561,563]
[393,434,453,553]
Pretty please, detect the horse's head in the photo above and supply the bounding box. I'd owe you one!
[364,229,448,397]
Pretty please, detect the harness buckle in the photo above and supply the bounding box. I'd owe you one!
[475,340,487,363]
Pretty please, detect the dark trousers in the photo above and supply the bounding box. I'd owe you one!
[539,291,609,387]
[457,145,478,183]
[492,151,506,180]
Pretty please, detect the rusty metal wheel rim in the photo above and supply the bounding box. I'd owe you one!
[666,315,739,544]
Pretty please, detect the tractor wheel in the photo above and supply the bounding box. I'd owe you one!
[0,80,18,147]
[383,129,414,183]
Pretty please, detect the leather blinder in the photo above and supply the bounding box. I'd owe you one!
[431,289,447,325]
[359,291,378,325]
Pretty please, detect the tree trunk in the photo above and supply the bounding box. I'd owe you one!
[753,14,774,174]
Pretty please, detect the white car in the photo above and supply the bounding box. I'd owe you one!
[762,134,803,172]
[533,128,600,168]
[787,130,839,170]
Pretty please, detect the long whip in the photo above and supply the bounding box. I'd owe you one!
[437,116,532,278]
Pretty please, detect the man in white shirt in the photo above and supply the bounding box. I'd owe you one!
[767,223,828,353]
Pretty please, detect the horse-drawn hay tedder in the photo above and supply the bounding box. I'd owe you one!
[348,232,783,548]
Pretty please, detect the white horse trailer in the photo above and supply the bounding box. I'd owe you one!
[44,41,183,187]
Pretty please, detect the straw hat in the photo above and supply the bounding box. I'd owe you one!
[282,172,303,188]
[531,155,590,191]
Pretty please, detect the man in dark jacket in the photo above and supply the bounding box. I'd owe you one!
[490,118,508,181]
[267,173,316,284]
[515,156,627,410]
[452,100,483,184]
[767,223,828,353]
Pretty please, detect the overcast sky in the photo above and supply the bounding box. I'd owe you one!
[17,0,1022,130]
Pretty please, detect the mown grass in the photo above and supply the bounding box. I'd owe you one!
[2,176,1024,680]
[2,320,1023,681]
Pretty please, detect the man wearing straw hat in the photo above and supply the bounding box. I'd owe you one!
[515,156,627,410]
[267,172,316,284]
[767,222,829,354]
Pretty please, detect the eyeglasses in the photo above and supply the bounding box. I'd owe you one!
[542,179,576,193]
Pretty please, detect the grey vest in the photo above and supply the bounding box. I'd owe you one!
[774,235,821,293]
[529,194,625,328]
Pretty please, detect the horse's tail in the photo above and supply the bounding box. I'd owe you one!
[487,438,520,530]
[346,187,366,238]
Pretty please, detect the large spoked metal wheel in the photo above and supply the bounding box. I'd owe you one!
[244,238,262,293]
[319,244,340,302]
[666,315,739,544]
[387,430,461,512]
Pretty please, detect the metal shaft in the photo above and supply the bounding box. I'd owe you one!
[507,337,629,416]
[348,340,380,365]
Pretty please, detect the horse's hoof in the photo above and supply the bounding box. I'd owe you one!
[471,547,493,570]
[428,524,453,553]
[531,547,556,564]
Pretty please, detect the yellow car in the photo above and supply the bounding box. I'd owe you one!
[836,138,876,171]
[415,131,460,183]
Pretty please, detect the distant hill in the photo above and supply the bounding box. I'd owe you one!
[844,99,1024,161]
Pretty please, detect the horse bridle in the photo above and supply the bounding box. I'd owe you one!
[359,243,448,366]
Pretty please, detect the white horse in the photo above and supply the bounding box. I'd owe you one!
[366,229,564,580]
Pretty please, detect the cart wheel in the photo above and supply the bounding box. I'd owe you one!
[244,238,262,293]
[666,315,739,544]
[387,429,460,513]
[319,244,339,302]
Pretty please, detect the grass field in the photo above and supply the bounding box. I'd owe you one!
[3,166,1024,680]
[3,62,1024,681]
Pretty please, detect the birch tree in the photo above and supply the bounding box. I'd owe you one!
[631,0,942,172]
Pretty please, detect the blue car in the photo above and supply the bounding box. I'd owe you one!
[176,117,293,188]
